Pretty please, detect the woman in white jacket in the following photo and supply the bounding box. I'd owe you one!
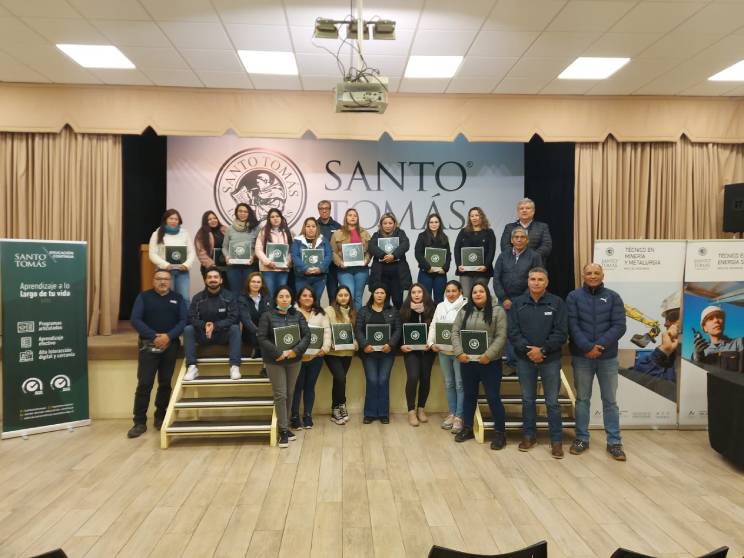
[428,280,467,433]
[148,208,195,302]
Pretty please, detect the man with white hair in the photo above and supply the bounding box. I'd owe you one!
[499,198,552,261]
[693,306,744,370]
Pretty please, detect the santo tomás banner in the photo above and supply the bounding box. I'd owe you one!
[1,239,90,439]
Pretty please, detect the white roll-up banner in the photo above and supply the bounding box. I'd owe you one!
[680,240,744,427]
[593,240,686,427]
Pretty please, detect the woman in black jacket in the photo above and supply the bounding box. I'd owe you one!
[356,283,402,424]
[257,285,311,447]
[238,272,270,358]
[453,206,496,298]
[369,212,412,308]
[414,213,451,304]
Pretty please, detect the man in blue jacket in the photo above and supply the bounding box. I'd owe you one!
[508,267,568,458]
[128,269,187,438]
[499,198,552,262]
[317,200,342,302]
[566,263,627,461]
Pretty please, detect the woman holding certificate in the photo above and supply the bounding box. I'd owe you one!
[399,284,436,427]
[356,283,401,424]
[453,207,496,298]
[291,217,332,303]
[255,208,293,299]
[451,281,508,450]
[369,212,412,309]
[257,286,311,448]
[414,213,451,304]
[330,208,370,310]
[324,285,357,425]
[148,208,196,302]
[291,287,331,430]
[223,203,260,297]
[428,280,467,433]
[194,210,228,281]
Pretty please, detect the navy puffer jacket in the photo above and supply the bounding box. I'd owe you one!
[565,284,626,359]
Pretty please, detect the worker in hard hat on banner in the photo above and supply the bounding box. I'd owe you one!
[631,290,681,381]
[693,306,744,372]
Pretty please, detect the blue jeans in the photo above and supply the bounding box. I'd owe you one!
[417,271,447,304]
[516,358,563,442]
[338,267,369,310]
[438,353,464,418]
[461,360,505,431]
[362,353,394,418]
[170,269,190,303]
[503,307,516,367]
[262,271,289,300]
[572,356,621,446]
[183,323,242,366]
[294,274,327,302]
[291,357,324,420]
[226,264,256,297]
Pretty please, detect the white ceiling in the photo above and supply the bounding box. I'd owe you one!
[1,0,744,95]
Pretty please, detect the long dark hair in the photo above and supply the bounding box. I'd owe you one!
[400,283,435,323]
[423,212,448,245]
[261,208,292,245]
[234,202,258,230]
[296,286,325,315]
[157,208,183,244]
[465,206,490,232]
[462,281,493,325]
[300,217,320,246]
[342,208,362,235]
[366,283,390,309]
[196,210,222,251]
[331,285,356,325]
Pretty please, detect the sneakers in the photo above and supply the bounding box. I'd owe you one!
[363,416,374,424]
[287,429,297,441]
[331,407,345,425]
[551,442,564,459]
[417,408,428,423]
[154,417,164,431]
[441,414,455,430]
[408,410,420,427]
[607,444,627,461]
[260,367,268,378]
[230,365,241,380]
[184,365,199,381]
[278,430,289,448]
[570,439,589,455]
[127,423,147,438]
[451,417,464,434]
[491,431,506,450]
[303,416,314,429]
[290,416,302,430]
[380,416,390,424]
[518,437,537,452]
[454,426,475,443]
[339,403,349,423]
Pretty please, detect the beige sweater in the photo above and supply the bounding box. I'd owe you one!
[324,305,358,357]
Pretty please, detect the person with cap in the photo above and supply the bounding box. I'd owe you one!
[566,263,627,460]
[693,305,744,369]
[631,290,681,381]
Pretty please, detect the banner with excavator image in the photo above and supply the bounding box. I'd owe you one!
[593,240,686,427]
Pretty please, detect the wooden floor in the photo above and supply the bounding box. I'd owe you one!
[0,419,743,558]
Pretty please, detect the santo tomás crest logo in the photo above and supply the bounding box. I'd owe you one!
[214,149,307,228]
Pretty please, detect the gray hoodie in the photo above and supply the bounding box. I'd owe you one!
[451,299,507,363]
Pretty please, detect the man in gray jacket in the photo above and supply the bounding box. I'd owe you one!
[499,198,552,262]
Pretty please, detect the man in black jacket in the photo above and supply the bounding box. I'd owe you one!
[128,269,187,438]
[500,198,552,262]
[183,267,242,381]
[317,200,342,302]
[508,267,568,459]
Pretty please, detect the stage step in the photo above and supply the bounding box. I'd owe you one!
[166,419,272,434]
[175,396,274,409]
[195,357,263,364]
[479,397,573,405]
[483,419,578,430]
[181,375,270,386]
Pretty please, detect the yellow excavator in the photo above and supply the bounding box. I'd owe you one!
[624,304,661,348]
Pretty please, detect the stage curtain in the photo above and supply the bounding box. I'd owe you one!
[573,136,744,284]
[0,126,122,335]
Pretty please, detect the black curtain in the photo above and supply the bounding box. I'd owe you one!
[119,128,167,319]
[524,136,575,299]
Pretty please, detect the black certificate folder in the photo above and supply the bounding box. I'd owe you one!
[403,323,428,350]
[366,324,390,351]
[461,330,488,361]
[274,324,301,352]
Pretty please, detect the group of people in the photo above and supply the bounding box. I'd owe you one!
[130,198,628,460]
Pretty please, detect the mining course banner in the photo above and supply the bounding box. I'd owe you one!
[1,239,90,439]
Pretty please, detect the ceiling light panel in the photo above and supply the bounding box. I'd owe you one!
[56,44,135,69]
[238,50,299,75]
[404,55,463,78]
[558,57,630,79]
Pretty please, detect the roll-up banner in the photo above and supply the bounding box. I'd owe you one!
[593,240,686,427]
[680,240,744,427]
[1,239,90,439]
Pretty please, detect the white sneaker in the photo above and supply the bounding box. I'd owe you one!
[184,365,199,381]
[230,365,241,380]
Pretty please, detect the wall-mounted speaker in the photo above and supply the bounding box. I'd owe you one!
[723,183,744,233]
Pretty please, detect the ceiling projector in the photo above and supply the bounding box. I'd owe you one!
[335,77,388,114]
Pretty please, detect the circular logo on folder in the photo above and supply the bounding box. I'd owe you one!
[234,245,246,257]
[271,249,282,260]
[384,243,393,253]
[468,339,480,350]
[308,255,319,264]
[441,330,451,340]
[348,247,359,258]
[171,251,182,261]
[430,254,441,263]
[283,334,294,345]
[374,332,384,342]
[467,253,478,263]
[410,331,420,341]
[214,148,307,228]
[339,330,349,340]
[311,333,318,344]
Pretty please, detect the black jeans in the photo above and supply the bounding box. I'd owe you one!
[461,360,505,431]
[133,340,179,424]
[325,355,352,407]
[381,264,403,308]
[403,351,436,411]
[291,357,324,419]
